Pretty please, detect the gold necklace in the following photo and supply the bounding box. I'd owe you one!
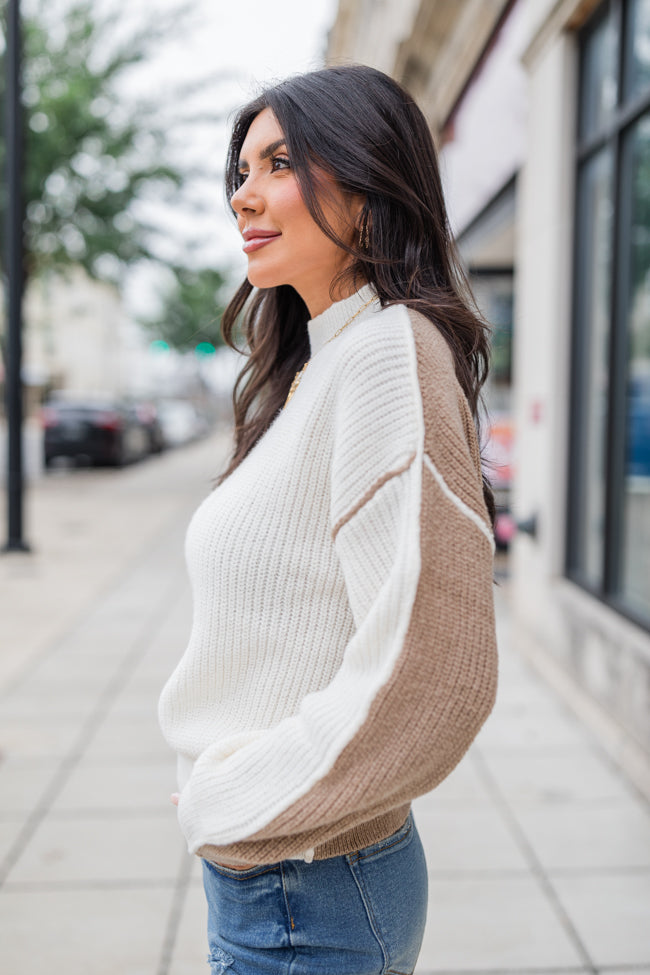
[283,295,378,409]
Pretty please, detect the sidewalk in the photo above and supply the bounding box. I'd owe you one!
[0,430,649,974]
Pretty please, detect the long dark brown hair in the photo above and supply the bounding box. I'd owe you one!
[219,65,494,522]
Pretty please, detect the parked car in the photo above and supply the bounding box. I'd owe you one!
[133,401,165,455]
[42,399,150,468]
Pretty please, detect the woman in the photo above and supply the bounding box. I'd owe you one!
[159,64,498,975]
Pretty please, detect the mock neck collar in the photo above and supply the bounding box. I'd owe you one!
[307,284,378,356]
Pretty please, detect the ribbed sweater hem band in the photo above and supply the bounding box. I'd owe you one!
[312,804,411,859]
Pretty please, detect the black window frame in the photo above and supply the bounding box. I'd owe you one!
[567,0,650,629]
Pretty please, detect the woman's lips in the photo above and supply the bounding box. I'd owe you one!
[242,232,281,254]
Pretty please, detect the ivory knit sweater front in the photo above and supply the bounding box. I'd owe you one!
[158,285,498,865]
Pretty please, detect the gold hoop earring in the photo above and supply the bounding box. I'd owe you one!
[359,222,370,251]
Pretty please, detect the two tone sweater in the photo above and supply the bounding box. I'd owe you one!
[158,284,498,865]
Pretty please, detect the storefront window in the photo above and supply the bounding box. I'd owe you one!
[621,112,650,614]
[471,273,514,549]
[579,10,618,140]
[574,149,614,588]
[569,0,650,625]
[624,0,650,100]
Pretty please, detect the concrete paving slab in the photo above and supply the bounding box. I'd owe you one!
[129,620,192,660]
[0,886,174,975]
[552,872,650,967]
[415,875,586,971]
[109,679,174,717]
[121,672,184,700]
[128,660,177,685]
[28,647,125,686]
[168,877,210,975]
[415,753,493,806]
[0,759,57,815]
[0,681,103,719]
[130,663,188,696]
[125,593,193,669]
[4,613,153,700]
[0,518,175,692]
[482,747,637,805]
[493,671,561,708]
[490,635,530,677]
[512,800,650,870]
[55,600,155,637]
[89,586,182,631]
[128,639,192,680]
[0,431,229,695]
[0,820,26,862]
[413,801,530,873]
[475,702,593,751]
[0,715,85,760]
[416,970,589,975]
[82,711,171,762]
[134,625,192,661]
[5,813,184,886]
[44,624,146,659]
[50,758,176,814]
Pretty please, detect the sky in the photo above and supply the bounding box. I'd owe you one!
[153,0,337,87]
[119,0,339,313]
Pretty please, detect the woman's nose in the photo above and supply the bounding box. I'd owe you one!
[231,179,262,216]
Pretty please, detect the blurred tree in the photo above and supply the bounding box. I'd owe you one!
[141,266,228,353]
[0,0,229,304]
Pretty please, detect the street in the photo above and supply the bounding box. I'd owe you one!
[0,429,649,974]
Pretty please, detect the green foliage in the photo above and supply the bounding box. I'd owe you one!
[0,1,226,284]
[141,267,228,352]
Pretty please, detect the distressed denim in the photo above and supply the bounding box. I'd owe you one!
[201,811,427,975]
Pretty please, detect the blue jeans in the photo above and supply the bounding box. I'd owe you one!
[201,811,427,974]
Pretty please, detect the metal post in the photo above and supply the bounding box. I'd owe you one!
[3,0,30,552]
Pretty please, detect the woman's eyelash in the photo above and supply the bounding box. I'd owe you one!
[234,155,290,187]
[271,155,290,170]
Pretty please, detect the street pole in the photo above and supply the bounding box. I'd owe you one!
[3,0,30,552]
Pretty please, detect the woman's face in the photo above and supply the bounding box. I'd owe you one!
[230,108,362,317]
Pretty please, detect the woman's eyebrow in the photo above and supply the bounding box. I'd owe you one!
[238,139,287,170]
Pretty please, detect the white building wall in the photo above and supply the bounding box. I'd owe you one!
[440,0,529,234]
[511,28,577,628]
[329,0,420,72]
[512,2,650,781]
[25,268,128,398]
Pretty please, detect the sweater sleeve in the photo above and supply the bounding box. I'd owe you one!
[178,308,497,864]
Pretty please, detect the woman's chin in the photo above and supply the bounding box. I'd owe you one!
[245,267,284,290]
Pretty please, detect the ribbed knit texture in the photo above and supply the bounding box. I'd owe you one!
[158,287,498,864]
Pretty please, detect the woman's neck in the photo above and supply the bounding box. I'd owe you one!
[299,275,368,319]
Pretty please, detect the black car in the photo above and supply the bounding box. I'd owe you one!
[134,401,165,455]
[42,399,150,467]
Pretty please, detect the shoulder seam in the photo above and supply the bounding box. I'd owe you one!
[332,452,416,541]
[423,453,495,552]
